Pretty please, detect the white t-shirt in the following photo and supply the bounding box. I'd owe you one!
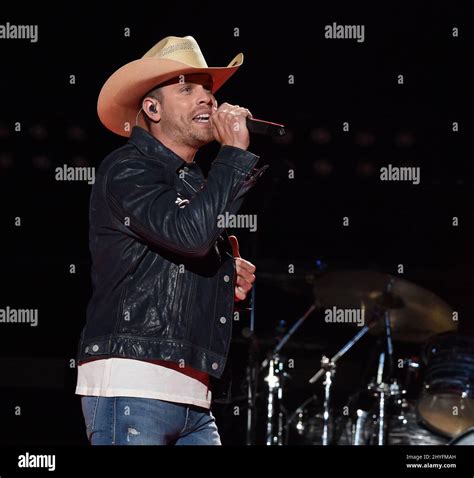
[75,357,212,409]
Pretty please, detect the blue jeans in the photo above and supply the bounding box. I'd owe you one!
[81,396,221,445]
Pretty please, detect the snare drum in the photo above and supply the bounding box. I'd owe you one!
[417,333,474,437]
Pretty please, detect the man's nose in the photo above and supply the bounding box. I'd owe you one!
[197,87,214,105]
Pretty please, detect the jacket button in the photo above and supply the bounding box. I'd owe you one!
[223,275,230,282]
[92,344,99,352]
[219,316,227,324]
[212,362,219,370]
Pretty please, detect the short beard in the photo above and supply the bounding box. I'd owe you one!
[161,111,214,148]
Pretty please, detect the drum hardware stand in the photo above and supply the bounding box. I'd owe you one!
[369,279,399,445]
[353,409,370,445]
[245,285,258,445]
[262,303,317,446]
[367,352,403,445]
[367,351,389,445]
[321,355,335,445]
[263,354,286,445]
[245,359,258,445]
[307,322,373,444]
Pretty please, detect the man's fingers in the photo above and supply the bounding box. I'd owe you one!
[228,235,240,258]
[235,268,255,285]
[235,257,255,273]
[235,275,253,291]
[210,102,251,150]
[235,284,249,300]
[234,287,246,301]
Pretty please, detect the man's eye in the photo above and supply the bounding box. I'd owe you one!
[180,86,192,93]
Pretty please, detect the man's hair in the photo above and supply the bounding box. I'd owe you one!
[143,85,164,103]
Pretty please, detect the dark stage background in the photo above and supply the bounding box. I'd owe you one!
[0,1,473,448]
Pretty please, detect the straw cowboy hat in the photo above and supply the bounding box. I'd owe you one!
[97,35,243,137]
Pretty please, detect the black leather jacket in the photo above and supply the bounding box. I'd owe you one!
[77,127,266,383]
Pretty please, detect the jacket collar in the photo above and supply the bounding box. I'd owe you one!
[128,126,187,172]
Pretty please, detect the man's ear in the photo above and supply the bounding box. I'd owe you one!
[142,97,161,122]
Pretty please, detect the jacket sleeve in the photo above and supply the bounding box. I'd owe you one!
[105,145,260,257]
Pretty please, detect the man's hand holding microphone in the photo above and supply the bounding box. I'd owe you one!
[209,102,253,151]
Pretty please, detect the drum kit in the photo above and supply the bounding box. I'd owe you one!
[246,269,474,446]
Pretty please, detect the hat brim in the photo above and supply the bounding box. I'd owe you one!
[97,54,243,137]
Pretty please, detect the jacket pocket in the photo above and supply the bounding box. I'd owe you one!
[168,267,196,340]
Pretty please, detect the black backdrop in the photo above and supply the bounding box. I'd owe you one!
[0,1,472,448]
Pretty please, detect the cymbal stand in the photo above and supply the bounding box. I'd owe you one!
[373,279,397,445]
[262,303,317,445]
[264,354,286,445]
[308,325,372,445]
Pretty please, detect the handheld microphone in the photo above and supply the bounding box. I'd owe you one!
[246,118,286,137]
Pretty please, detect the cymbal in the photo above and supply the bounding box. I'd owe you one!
[313,270,456,343]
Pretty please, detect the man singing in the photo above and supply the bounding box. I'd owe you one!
[75,35,267,445]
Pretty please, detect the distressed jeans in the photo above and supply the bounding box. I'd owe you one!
[81,396,221,445]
